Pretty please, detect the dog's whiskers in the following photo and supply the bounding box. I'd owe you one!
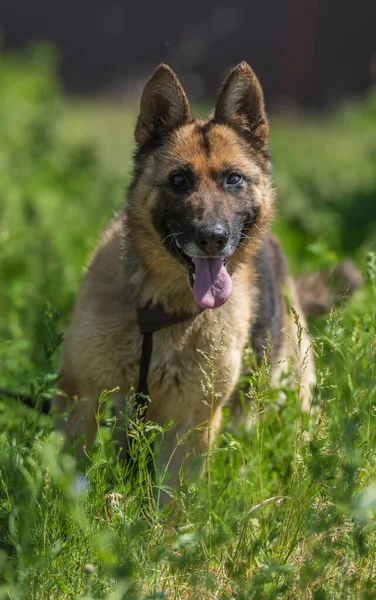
[239,233,255,241]
[167,220,182,230]
[161,232,178,245]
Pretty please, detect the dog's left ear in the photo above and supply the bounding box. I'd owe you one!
[214,62,269,144]
[135,64,192,146]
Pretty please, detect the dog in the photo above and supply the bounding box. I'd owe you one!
[54,62,359,498]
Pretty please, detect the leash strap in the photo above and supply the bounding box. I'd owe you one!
[135,330,153,404]
[136,304,202,419]
[129,304,202,476]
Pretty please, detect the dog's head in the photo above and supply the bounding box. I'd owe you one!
[127,62,274,309]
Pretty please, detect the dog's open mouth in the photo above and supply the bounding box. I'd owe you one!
[173,239,233,309]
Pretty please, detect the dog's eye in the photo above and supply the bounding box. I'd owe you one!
[226,173,243,186]
[170,173,186,188]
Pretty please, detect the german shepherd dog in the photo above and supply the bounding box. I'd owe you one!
[54,62,359,497]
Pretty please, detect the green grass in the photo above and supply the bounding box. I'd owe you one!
[1,46,376,599]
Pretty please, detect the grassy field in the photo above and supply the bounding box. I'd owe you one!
[1,47,376,599]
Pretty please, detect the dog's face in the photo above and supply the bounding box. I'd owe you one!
[128,62,273,309]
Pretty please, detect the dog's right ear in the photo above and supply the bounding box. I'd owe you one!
[135,64,191,146]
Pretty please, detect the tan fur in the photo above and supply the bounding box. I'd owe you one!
[54,62,315,499]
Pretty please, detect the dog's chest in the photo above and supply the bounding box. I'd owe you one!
[144,308,250,420]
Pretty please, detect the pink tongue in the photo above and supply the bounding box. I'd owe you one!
[192,258,233,309]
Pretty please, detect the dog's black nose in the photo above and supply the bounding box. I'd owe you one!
[195,224,229,254]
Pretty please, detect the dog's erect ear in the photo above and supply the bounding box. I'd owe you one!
[214,62,269,144]
[135,64,191,146]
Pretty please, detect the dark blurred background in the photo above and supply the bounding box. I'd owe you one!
[1,0,376,107]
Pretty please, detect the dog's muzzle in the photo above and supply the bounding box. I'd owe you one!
[172,231,233,309]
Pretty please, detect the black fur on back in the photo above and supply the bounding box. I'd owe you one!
[250,235,287,364]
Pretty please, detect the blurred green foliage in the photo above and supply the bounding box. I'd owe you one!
[0,47,376,599]
[0,46,124,388]
[271,100,376,268]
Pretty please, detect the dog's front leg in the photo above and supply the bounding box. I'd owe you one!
[54,395,99,457]
[154,407,223,505]
[109,390,132,460]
